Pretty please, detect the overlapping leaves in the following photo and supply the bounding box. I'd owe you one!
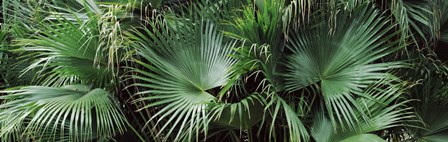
[129,12,236,140]
[0,85,127,141]
[16,1,126,88]
[311,78,413,142]
[285,4,404,129]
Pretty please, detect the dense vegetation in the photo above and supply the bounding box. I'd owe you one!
[1,0,448,141]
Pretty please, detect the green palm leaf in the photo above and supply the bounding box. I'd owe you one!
[339,134,386,142]
[129,12,236,140]
[436,0,448,43]
[390,0,437,48]
[285,4,404,129]
[311,78,413,142]
[210,94,265,129]
[0,84,127,141]
[16,1,128,88]
[0,27,8,89]
[227,0,284,47]
[18,17,110,87]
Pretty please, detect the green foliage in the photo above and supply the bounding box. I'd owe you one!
[1,0,448,142]
[0,27,8,89]
[436,0,448,43]
[15,1,128,88]
[285,4,404,129]
[0,85,127,141]
[395,53,448,142]
[311,78,413,142]
[128,8,237,140]
[226,0,285,47]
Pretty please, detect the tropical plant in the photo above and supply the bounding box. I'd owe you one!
[1,0,448,142]
[0,85,127,141]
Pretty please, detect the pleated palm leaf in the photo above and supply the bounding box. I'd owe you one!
[311,78,413,142]
[18,18,108,87]
[285,4,403,129]
[0,84,128,141]
[129,11,236,140]
[224,0,286,86]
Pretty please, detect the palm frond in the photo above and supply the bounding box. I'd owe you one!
[226,0,285,47]
[0,26,8,89]
[285,4,404,130]
[390,0,437,49]
[0,84,128,141]
[210,94,265,129]
[273,96,309,142]
[129,10,236,140]
[311,77,413,142]
[283,0,314,31]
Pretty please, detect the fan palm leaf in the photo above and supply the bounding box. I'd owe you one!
[18,17,110,87]
[389,0,437,48]
[129,9,236,140]
[311,78,413,142]
[285,4,404,129]
[0,84,128,141]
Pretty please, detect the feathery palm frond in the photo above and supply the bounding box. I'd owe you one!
[0,0,50,87]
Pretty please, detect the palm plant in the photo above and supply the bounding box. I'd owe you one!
[0,27,8,89]
[389,53,448,142]
[0,85,127,141]
[311,77,413,142]
[128,10,238,140]
[1,0,135,141]
[1,0,448,142]
[285,3,404,129]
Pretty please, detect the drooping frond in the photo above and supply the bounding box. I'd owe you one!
[0,85,127,141]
